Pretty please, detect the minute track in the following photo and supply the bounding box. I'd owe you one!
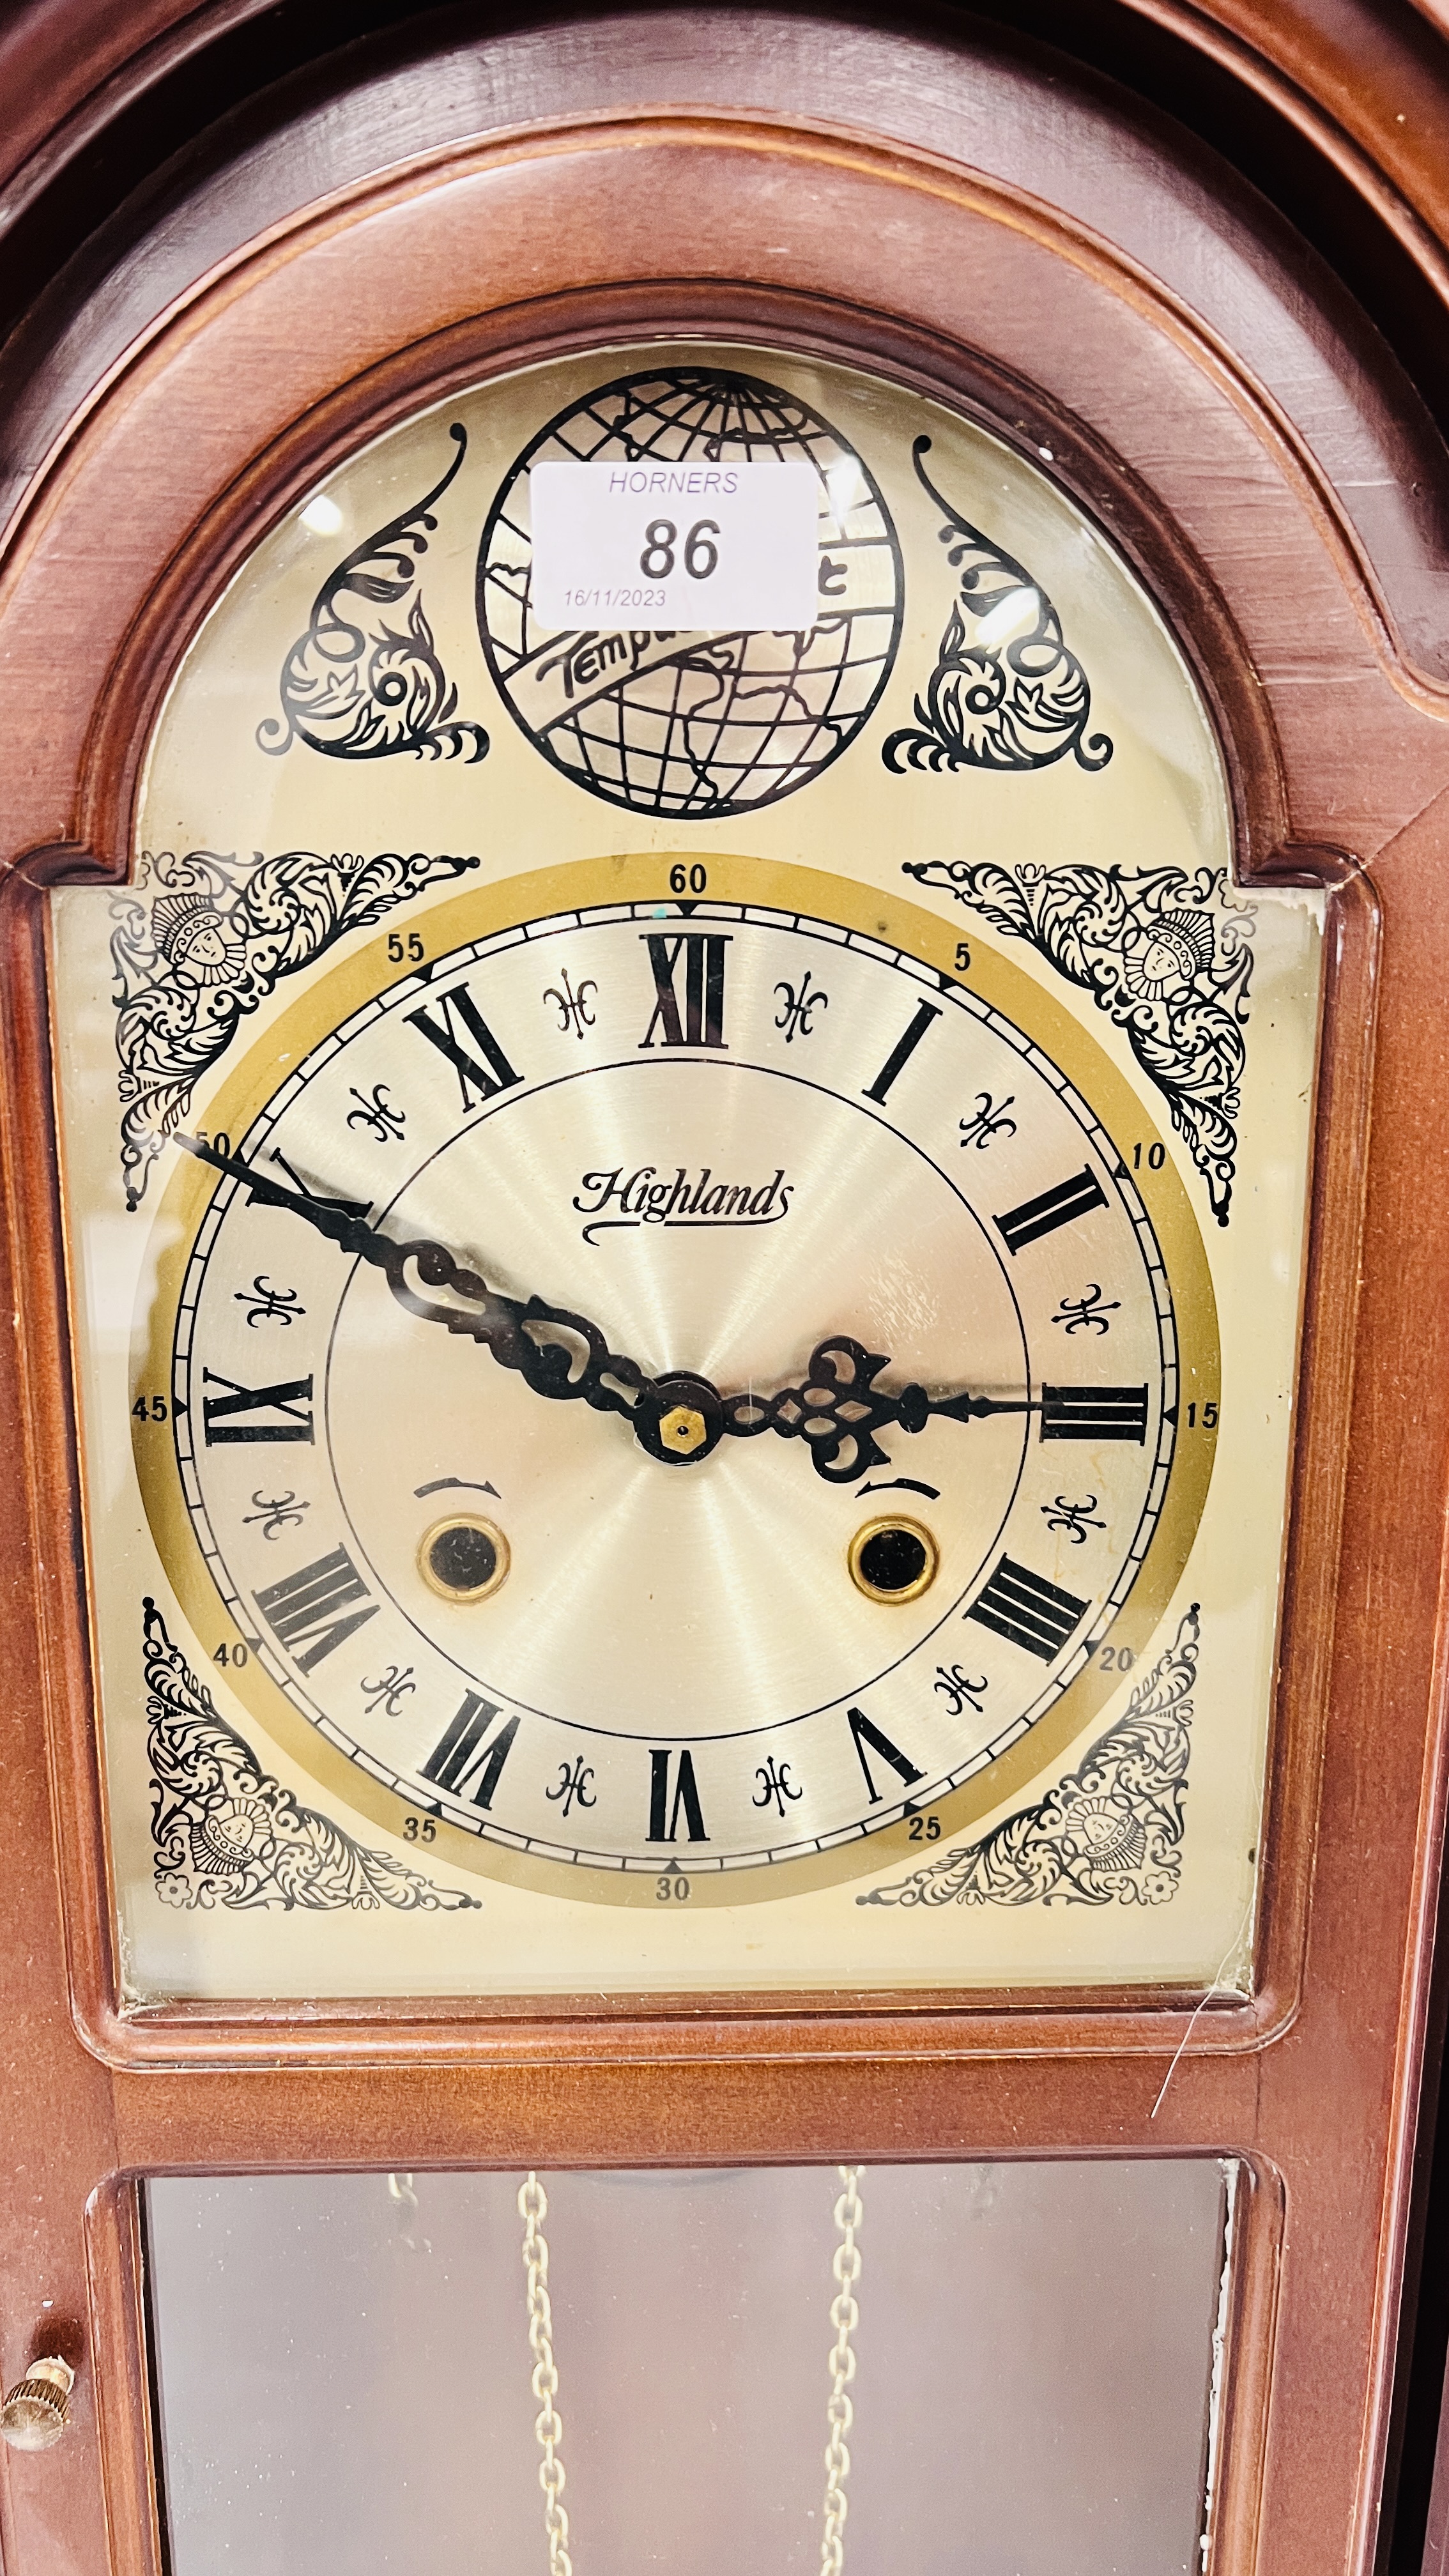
[176,1134,1041,1483]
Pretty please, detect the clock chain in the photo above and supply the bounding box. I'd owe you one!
[821,2168,864,2576]
[519,2174,574,2576]
[516,2166,866,2573]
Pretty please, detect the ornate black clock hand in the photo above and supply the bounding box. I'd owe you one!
[716,1335,1038,1484]
[174,1133,702,1455]
[176,1138,1037,1482]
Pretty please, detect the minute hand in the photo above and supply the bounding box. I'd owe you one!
[174,1134,661,1430]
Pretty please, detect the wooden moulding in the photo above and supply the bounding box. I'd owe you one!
[0,73,1445,2576]
[0,122,1410,2067]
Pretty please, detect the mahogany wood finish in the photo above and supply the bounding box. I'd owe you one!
[1,13,1449,2576]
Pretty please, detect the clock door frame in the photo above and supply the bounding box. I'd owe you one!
[2,16,1449,2576]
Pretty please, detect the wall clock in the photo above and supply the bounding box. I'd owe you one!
[3,10,1449,2576]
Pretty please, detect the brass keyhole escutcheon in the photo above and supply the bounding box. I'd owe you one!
[848,1517,939,1604]
[418,1514,510,1602]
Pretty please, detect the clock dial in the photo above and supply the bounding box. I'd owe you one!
[47,337,1321,1998]
[135,859,1215,1901]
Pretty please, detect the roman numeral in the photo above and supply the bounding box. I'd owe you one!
[993,1166,1107,1254]
[202,1367,314,1444]
[647,1747,709,1843]
[863,999,941,1104]
[1041,1384,1149,1443]
[846,1706,925,1803]
[406,981,523,1111]
[254,1544,378,1671]
[638,933,730,1049]
[966,1557,1089,1662]
[420,1692,520,1809]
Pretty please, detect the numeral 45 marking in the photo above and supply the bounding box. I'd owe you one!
[406,981,523,1111]
[966,1556,1089,1662]
[639,933,729,1050]
[1041,1385,1149,1444]
[202,1367,314,1445]
[254,1544,377,1671]
[420,1692,520,1810]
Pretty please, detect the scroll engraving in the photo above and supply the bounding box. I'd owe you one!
[859,1604,1199,1910]
[884,436,1112,777]
[111,843,478,1205]
[144,1598,478,1912]
[258,425,488,763]
[904,859,1254,1223]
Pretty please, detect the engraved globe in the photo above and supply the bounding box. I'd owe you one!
[477,367,903,817]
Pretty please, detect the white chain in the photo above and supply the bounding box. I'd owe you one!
[519,2174,574,2576]
[518,2163,865,2576]
[820,2166,864,2576]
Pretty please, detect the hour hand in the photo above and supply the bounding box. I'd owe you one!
[718,1335,1036,1484]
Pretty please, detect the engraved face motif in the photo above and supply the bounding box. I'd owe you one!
[137,864,1216,1902]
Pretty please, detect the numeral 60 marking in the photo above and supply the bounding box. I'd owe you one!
[668,864,709,895]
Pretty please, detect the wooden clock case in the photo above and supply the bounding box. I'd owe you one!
[3,6,1449,2570]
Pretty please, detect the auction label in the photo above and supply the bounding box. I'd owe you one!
[529,459,820,631]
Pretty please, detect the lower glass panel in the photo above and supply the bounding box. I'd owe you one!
[146,2159,1230,2575]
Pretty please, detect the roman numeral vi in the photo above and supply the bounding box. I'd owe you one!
[647,1748,709,1843]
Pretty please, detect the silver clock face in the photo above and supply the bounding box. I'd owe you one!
[151,875,1197,1892]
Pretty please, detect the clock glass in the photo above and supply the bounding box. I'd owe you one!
[47,344,1324,2006]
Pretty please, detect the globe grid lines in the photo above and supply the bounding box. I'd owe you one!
[477,364,904,818]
